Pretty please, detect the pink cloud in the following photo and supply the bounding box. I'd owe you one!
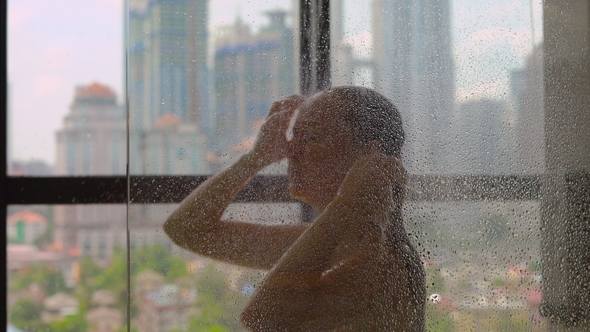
[42,45,75,72]
[33,75,66,97]
[8,0,123,163]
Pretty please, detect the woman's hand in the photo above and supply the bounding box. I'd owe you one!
[249,95,305,168]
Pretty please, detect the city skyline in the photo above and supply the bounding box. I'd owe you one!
[8,0,543,165]
[3,1,574,331]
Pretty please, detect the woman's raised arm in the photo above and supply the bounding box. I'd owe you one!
[163,95,307,270]
[241,153,406,330]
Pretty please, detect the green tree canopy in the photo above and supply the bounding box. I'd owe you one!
[13,263,67,296]
[9,299,53,332]
[131,244,189,280]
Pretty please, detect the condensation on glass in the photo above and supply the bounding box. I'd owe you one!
[330,0,548,330]
[6,0,590,331]
[128,0,300,331]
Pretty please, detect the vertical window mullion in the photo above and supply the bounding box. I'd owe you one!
[299,0,313,95]
[315,0,331,91]
[1,0,8,328]
[299,0,330,222]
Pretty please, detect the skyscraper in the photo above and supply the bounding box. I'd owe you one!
[53,83,126,260]
[513,44,544,174]
[372,0,455,173]
[213,12,296,150]
[455,99,508,174]
[55,83,126,176]
[128,0,211,175]
[128,0,209,131]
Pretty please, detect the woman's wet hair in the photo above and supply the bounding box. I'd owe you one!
[326,86,405,157]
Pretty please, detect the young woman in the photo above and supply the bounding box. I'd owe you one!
[163,86,425,331]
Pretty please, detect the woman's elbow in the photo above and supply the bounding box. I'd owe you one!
[162,215,186,246]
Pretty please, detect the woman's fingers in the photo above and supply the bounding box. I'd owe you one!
[252,97,304,166]
[267,95,305,119]
[264,109,293,139]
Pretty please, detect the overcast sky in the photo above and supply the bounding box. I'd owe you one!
[7,0,542,165]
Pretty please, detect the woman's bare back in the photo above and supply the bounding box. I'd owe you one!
[322,215,425,331]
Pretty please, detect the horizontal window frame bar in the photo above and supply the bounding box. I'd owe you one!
[6,174,541,205]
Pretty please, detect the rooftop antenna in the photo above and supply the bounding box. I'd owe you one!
[236,3,242,24]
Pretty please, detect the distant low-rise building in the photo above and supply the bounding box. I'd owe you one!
[86,307,124,332]
[91,289,116,308]
[7,283,44,309]
[9,160,54,176]
[7,210,47,245]
[7,244,77,286]
[137,284,198,332]
[42,292,79,322]
[86,289,122,332]
[134,269,166,295]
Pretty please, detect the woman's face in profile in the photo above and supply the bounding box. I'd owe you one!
[287,92,361,207]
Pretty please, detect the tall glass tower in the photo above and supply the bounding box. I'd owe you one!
[128,0,209,131]
[372,0,455,173]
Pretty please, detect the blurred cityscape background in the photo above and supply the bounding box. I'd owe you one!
[7,0,545,331]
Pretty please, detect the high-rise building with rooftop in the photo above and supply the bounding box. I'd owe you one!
[213,11,296,150]
[372,0,455,173]
[53,83,126,261]
[128,0,211,175]
[128,0,210,131]
[55,83,126,176]
[330,0,354,86]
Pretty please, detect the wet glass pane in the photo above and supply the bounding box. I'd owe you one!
[405,201,543,330]
[7,1,125,176]
[122,0,590,330]
[129,202,301,331]
[331,0,544,175]
[128,0,299,330]
[7,204,127,331]
[5,0,590,330]
[128,0,298,176]
[331,0,547,330]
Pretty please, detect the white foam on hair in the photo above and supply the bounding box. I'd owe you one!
[285,107,300,142]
